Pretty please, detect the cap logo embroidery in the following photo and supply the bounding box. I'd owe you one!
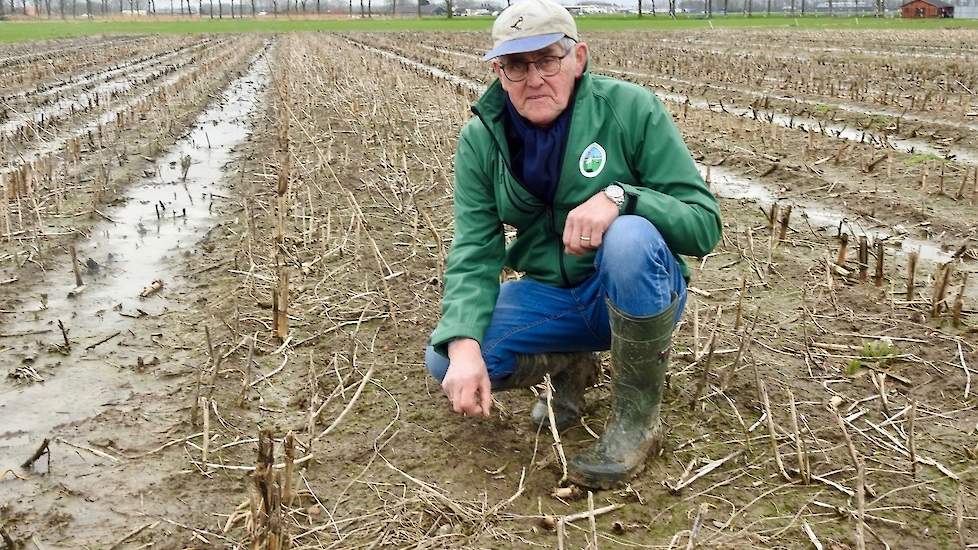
[510,16,523,30]
[579,143,606,178]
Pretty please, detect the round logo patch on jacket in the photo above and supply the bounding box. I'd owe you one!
[579,142,606,178]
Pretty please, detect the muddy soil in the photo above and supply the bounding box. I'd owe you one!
[1,38,268,547]
[1,31,976,550]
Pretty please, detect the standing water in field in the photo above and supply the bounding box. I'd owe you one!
[0,47,270,468]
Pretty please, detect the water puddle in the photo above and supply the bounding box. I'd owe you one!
[0,46,270,463]
[704,164,976,276]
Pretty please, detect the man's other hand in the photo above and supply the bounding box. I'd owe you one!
[443,338,492,417]
[562,191,620,255]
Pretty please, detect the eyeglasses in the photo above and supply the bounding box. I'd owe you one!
[499,46,573,83]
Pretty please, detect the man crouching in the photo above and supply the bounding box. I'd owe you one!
[424,0,722,489]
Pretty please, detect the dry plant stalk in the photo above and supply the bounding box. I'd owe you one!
[951,273,968,327]
[239,334,257,406]
[906,251,919,300]
[858,236,869,282]
[776,204,792,245]
[855,460,866,550]
[69,244,83,287]
[830,399,860,468]
[690,306,721,410]
[587,490,598,549]
[721,309,757,390]
[973,166,978,205]
[274,267,289,340]
[767,203,780,231]
[252,430,285,549]
[543,373,569,484]
[931,262,952,318]
[787,389,810,484]
[836,233,849,266]
[201,397,210,467]
[760,380,791,480]
[908,400,918,479]
[283,432,295,509]
[873,239,884,287]
[956,481,966,549]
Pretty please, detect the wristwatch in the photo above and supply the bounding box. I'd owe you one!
[604,184,625,211]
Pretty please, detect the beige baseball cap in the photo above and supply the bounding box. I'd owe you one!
[483,0,578,61]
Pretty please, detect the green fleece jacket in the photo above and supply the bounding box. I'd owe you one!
[430,71,721,356]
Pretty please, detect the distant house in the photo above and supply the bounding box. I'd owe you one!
[901,0,954,17]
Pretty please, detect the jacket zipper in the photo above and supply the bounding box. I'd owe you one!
[550,208,571,287]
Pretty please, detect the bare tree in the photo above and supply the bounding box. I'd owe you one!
[828,0,833,15]
[444,0,450,17]
[766,0,770,15]
[390,0,394,15]
[637,0,642,17]
[668,0,675,17]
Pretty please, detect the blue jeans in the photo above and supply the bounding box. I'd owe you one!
[425,215,687,387]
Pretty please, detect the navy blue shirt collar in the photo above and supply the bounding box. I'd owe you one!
[502,92,576,206]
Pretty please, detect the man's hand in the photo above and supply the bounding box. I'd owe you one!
[563,191,620,255]
[443,338,492,417]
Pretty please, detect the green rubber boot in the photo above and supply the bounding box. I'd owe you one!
[529,353,598,432]
[568,297,679,489]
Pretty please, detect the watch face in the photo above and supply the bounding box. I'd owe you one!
[606,185,624,201]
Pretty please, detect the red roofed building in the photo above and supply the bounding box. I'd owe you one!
[901,0,954,17]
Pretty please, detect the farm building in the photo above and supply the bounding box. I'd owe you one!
[901,0,954,17]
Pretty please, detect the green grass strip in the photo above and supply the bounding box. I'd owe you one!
[2,14,977,43]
